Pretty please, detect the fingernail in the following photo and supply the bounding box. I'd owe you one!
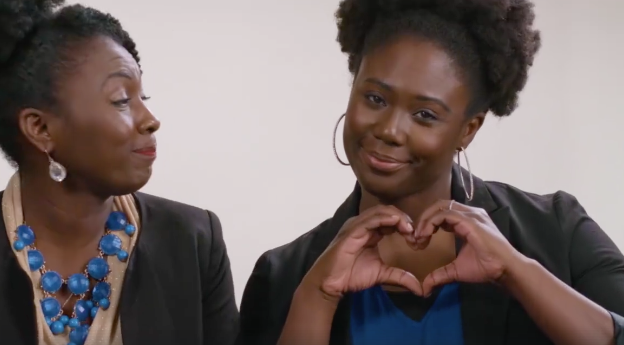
[406,215,413,224]
[406,222,414,233]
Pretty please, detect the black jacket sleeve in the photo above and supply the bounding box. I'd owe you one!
[557,192,624,344]
[200,210,240,345]
[238,253,285,345]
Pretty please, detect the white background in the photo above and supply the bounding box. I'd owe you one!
[1,0,622,304]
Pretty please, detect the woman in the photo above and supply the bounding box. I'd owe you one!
[0,1,238,344]
[238,0,624,344]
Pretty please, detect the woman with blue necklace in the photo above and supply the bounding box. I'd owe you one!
[0,1,239,344]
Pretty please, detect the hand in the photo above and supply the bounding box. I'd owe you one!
[414,199,521,296]
[302,205,423,303]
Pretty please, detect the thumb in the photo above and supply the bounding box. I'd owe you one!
[422,262,458,297]
[377,265,423,296]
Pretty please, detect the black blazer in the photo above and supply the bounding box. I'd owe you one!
[239,165,624,345]
[0,191,239,345]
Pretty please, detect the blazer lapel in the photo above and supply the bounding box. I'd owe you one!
[306,184,361,345]
[453,166,512,345]
[0,191,37,345]
[119,193,176,345]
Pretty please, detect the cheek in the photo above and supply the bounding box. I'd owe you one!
[105,112,134,143]
[66,112,134,152]
[345,100,376,139]
[406,126,457,159]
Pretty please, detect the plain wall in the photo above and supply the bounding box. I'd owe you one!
[0,0,622,304]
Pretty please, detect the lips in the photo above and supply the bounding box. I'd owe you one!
[360,149,409,172]
[133,146,156,156]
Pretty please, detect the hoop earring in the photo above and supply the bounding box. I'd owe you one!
[332,113,350,166]
[456,147,474,201]
[45,150,67,182]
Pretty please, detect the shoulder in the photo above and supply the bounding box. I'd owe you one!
[484,180,579,208]
[133,192,230,281]
[242,216,334,298]
[134,191,217,223]
[132,192,226,265]
[239,218,334,341]
[481,180,614,275]
[483,180,586,230]
[133,192,222,239]
[254,217,333,281]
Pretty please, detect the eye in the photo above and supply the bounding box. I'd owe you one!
[112,95,151,107]
[413,110,438,121]
[365,93,387,107]
[111,98,131,107]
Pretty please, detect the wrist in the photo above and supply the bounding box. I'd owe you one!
[279,280,338,345]
[295,278,341,311]
[498,250,535,291]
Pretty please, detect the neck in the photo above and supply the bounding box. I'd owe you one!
[359,171,452,224]
[18,170,114,250]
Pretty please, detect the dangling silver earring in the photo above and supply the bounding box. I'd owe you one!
[332,113,350,166]
[456,147,474,201]
[45,150,67,182]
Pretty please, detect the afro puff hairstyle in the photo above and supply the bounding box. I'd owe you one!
[335,0,541,117]
[0,0,140,166]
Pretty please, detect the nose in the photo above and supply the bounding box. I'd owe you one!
[137,105,161,134]
[372,110,406,147]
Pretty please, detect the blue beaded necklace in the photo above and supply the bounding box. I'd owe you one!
[12,211,135,345]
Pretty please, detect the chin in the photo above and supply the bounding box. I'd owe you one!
[360,178,404,202]
[353,165,406,202]
[108,169,152,196]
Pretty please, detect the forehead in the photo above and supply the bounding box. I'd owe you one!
[58,36,139,91]
[358,35,467,102]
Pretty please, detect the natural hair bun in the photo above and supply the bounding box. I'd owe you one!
[0,0,65,64]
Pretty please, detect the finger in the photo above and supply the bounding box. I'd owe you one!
[377,226,399,236]
[355,205,414,235]
[359,204,411,223]
[415,210,473,241]
[406,225,441,250]
[413,232,434,250]
[415,199,470,235]
[335,215,401,255]
[422,262,459,297]
[377,206,414,235]
[378,265,423,296]
[356,214,401,239]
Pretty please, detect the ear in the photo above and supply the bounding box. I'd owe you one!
[459,112,486,149]
[17,108,55,154]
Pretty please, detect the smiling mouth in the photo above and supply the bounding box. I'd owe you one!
[133,146,157,157]
[360,150,409,172]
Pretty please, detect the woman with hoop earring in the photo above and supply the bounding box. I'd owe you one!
[238,0,624,344]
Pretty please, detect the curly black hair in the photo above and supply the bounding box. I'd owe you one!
[0,0,140,167]
[335,0,541,117]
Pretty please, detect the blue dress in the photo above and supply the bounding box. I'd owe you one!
[350,283,464,345]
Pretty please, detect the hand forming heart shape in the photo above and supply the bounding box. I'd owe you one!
[411,199,520,296]
[301,200,521,302]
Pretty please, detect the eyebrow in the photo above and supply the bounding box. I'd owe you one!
[101,71,133,89]
[364,77,451,112]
